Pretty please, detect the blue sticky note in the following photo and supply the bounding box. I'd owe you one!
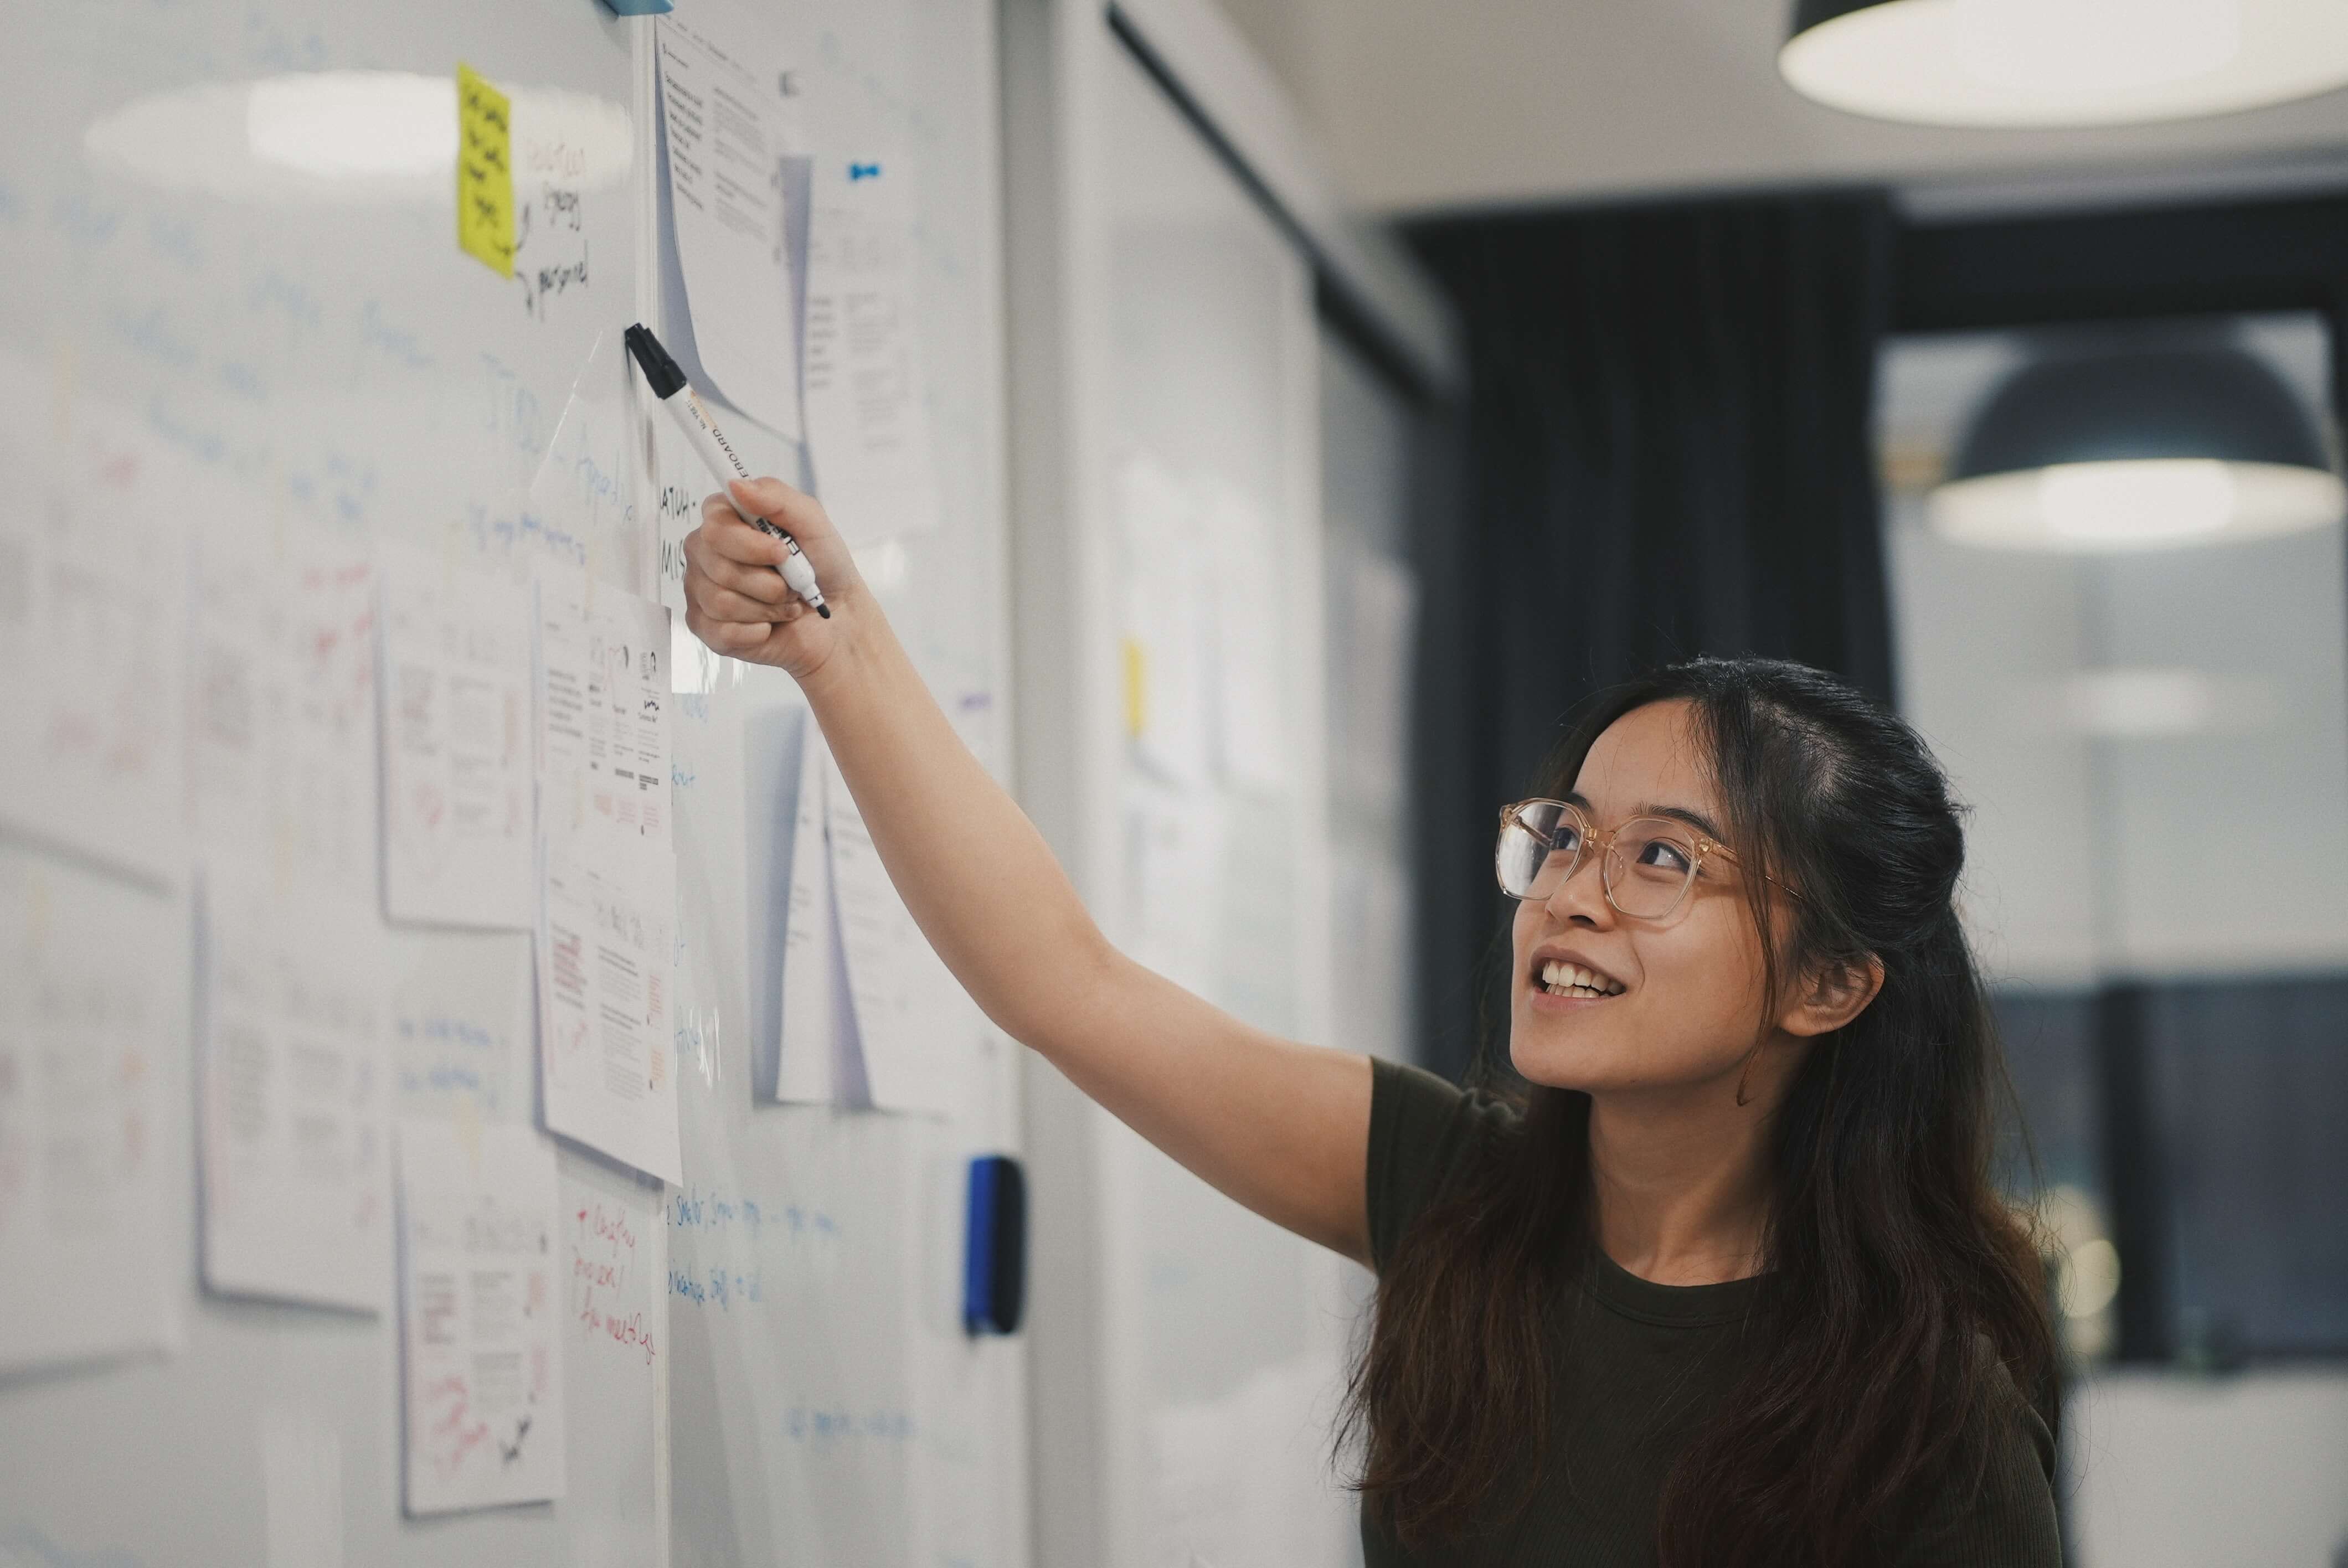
[603,0,673,13]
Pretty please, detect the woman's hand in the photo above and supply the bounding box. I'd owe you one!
[680,476,863,683]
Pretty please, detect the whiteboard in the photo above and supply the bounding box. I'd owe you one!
[658,1,1027,1566]
[0,0,1022,1564]
[1011,11,1367,1566]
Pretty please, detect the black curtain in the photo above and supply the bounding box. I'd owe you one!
[1404,193,1901,1084]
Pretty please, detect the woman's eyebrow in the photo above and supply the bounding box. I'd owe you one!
[1564,790,1726,842]
[1644,804,1728,841]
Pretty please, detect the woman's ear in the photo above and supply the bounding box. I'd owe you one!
[1780,953,1885,1039]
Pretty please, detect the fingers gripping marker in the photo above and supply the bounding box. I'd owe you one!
[626,322,831,620]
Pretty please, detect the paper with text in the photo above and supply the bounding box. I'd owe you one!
[1117,453,1210,786]
[0,355,188,885]
[535,569,681,1183]
[390,927,534,1124]
[741,698,805,1100]
[0,845,183,1373]
[803,158,941,542]
[1124,786,1222,1001]
[1204,485,1288,792]
[771,719,843,1103]
[378,544,536,929]
[1332,548,1418,819]
[668,671,749,1102]
[398,1119,567,1514]
[199,873,390,1311]
[825,753,979,1116]
[190,521,378,900]
[657,2,805,439]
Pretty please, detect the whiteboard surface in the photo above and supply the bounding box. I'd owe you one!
[0,0,1021,1564]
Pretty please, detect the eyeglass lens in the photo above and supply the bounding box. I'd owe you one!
[1496,802,1702,919]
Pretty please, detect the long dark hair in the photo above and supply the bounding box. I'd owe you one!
[1341,656,2057,1564]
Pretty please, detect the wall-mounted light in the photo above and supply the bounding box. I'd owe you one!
[1782,0,2348,127]
[1930,343,2342,552]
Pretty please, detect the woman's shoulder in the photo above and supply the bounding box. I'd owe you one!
[1880,1342,2062,1567]
[1364,1058,1521,1271]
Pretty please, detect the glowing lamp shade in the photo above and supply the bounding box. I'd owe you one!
[1782,0,2348,127]
[1929,345,2344,553]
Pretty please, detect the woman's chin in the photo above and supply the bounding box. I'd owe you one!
[1507,1025,1613,1091]
[1509,1007,1712,1096]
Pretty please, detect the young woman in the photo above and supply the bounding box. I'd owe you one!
[682,477,2063,1567]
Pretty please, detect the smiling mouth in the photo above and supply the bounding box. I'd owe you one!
[1533,960,1625,999]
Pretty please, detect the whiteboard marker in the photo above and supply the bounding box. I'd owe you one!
[624,322,830,619]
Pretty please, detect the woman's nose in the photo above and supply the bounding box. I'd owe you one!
[1543,848,1611,925]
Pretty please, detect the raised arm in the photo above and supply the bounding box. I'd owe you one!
[683,478,1373,1265]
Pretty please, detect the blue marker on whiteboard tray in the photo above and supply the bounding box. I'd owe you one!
[624,322,831,620]
[962,1154,1027,1336]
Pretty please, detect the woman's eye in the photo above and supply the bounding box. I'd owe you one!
[1639,838,1692,873]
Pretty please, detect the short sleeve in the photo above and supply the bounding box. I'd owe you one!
[1364,1058,1518,1273]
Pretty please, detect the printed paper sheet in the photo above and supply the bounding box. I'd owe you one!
[656,1,805,439]
[535,568,681,1183]
[199,873,390,1312]
[397,1119,566,1514]
[0,354,188,885]
[824,753,979,1116]
[378,544,536,930]
[0,844,183,1371]
[190,520,378,899]
[803,157,941,542]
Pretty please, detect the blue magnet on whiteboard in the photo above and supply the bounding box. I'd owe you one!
[962,1155,1026,1336]
[601,0,673,14]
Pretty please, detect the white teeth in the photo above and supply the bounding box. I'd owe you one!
[1536,959,1624,997]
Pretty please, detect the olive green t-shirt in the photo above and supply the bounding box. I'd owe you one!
[1362,1058,2063,1567]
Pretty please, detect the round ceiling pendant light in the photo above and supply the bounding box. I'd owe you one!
[1782,0,2348,127]
[1929,343,2344,552]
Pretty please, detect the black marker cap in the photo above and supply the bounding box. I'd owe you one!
[624,323,687,399]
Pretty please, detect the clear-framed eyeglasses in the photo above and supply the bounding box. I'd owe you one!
[1495,798,1796,922]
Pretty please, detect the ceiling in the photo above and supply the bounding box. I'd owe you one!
[1211,0,2348,218]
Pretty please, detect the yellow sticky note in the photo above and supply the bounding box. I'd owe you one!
[456,63,514,277]
[1120,636,1147,739]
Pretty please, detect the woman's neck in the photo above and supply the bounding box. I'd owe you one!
[1585,1089,1775,1287]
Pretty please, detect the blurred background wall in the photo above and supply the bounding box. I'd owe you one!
[1190,3,2348,1562]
